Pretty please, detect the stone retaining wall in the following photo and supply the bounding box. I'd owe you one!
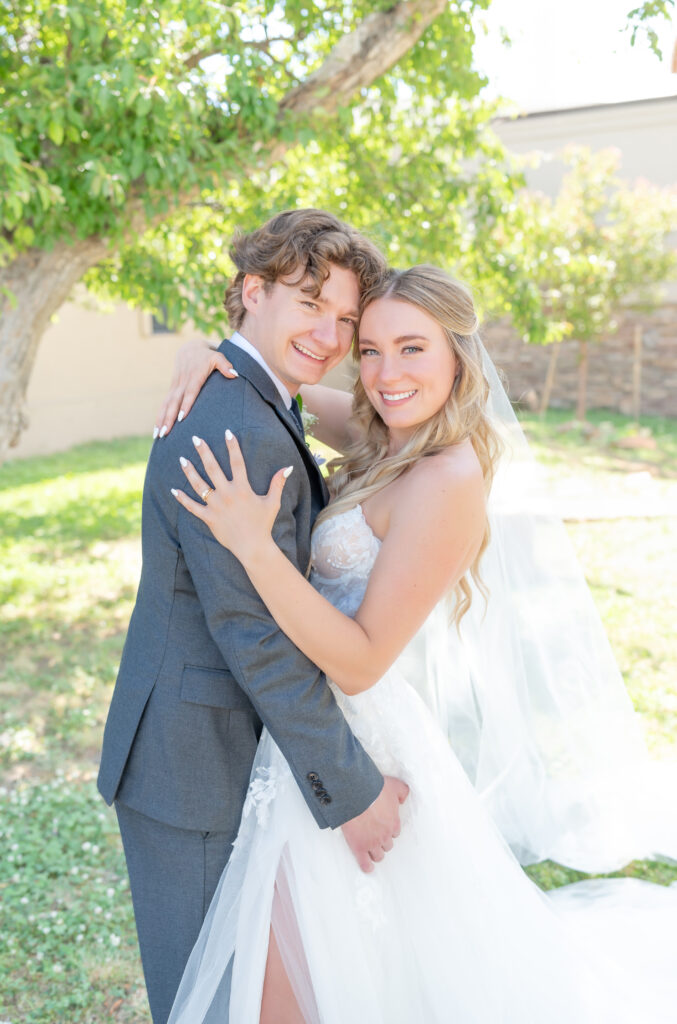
[483,305,677,418]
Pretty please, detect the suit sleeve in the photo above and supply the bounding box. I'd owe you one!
[175,413,384,829]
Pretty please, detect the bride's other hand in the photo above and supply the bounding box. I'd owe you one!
[154,340,238,439]
[171,432,293,566]
[342,776,410,873]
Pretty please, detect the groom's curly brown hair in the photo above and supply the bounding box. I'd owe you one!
[224,209,387,330]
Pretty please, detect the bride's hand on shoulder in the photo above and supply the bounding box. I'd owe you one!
[154,339,238,439]
[171,431,293,566]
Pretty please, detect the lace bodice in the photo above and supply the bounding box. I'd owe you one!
[309,504,381,617]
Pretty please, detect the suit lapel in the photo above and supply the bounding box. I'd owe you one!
[218,339,329,505]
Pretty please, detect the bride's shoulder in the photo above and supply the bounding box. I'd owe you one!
[411,440,482,493]
[392,442,485,528]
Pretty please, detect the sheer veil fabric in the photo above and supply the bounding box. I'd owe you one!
[166,346,677,1023]
[428,347,677,872]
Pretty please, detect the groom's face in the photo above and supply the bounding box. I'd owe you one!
[240,264,360,394]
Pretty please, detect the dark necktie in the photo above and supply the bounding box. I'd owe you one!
[289,397,305,438]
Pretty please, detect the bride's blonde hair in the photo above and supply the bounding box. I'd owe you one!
[318,264,502,622]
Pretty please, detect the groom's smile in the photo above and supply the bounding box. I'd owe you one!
[291,341,328,362]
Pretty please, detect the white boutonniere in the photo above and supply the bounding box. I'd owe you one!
[297,397,326,467]
[300,409,318,434]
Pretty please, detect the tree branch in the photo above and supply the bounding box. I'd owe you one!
[280,0,448,117]
[183,48,223,70]
[124,1,449,236]
[183,34,297,70]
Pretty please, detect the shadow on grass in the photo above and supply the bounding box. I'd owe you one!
[0,587,136,654]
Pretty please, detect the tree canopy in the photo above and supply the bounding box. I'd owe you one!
[1,0,515,326]
[1,0,532,453]
[0,0,675,453]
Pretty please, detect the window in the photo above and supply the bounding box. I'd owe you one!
[151,305,176,334]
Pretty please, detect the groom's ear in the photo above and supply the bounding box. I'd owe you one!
[241,274,267,314]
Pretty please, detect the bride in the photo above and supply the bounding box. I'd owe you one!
[165,265,677,1022]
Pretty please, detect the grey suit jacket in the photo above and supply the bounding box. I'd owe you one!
[97,340,383,834]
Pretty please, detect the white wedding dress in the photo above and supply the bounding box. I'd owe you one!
[168,504,677,1024]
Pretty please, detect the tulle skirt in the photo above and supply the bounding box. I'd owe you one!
[168,668,677,1023]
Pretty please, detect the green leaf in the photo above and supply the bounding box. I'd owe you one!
[48,120,64,147]
[14,224,36,247]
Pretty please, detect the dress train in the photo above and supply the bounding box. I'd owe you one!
[167,506,677,1023]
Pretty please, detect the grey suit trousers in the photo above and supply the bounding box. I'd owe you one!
[116,801,234,1024]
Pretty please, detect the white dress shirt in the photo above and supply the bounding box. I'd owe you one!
[229,331,293,410]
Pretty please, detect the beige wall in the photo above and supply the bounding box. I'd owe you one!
[494,94,677,191]
[13,299,220,459]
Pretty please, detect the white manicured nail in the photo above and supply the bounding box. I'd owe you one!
[159,425,168,438]
[178,410,185,422]
[228,369,239,377]
[171,488,178,497]
[225,429,233,441]
[179,456,188,467]
[192,435,202,447]
[153,426,159,439]
[283,465,294,478]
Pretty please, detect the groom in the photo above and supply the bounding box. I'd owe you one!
[98,209,408,1023]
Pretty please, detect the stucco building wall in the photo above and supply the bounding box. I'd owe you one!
[12,300,218,460]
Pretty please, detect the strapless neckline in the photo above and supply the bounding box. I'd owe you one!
[353,503,382,547]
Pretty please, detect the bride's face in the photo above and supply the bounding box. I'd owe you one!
[358,297,458,451]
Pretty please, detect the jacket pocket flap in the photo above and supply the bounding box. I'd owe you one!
[180,665,251,710]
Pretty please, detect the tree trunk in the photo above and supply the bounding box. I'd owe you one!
[539,341,561,415]
[0,239,107,460]
[631,323,643,422]
[576,339,589,421]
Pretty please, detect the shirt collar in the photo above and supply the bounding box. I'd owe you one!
[229,331,293,410]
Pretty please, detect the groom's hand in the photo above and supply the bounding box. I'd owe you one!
[341,776,409,873]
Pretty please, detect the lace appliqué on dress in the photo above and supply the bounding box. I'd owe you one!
[310,505,380,579]
[243,765,289,828]
[355,872,388,932]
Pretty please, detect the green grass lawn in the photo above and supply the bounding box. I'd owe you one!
[518,409,677,479]
[1,413,676,1022]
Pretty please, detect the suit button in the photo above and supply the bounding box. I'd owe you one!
[312,782,322,792]
[307,772,319,782]
[320,796,332,805]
